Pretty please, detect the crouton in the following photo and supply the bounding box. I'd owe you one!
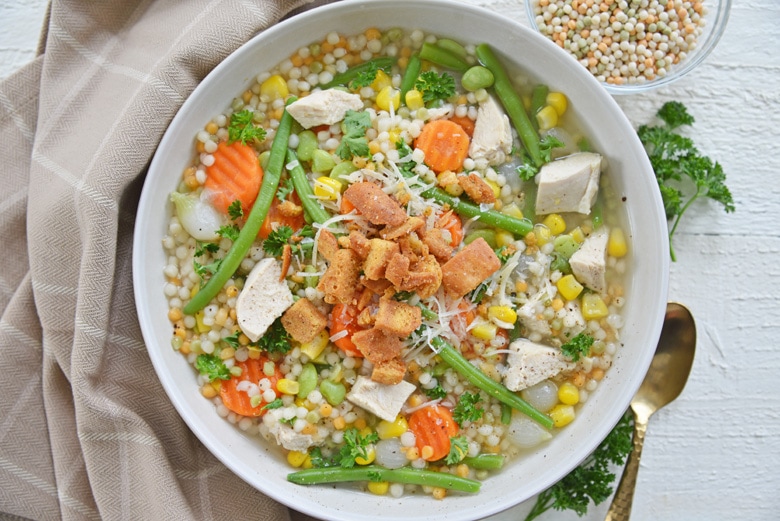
[404,254,442,299]
[348,230,371,259]
[375,298,422,337]
[381,216,425,241]
[281,298,327,344]
[317,248,362,304]
[343,181,407,226]
[441,237,501,297]
[361,277,393,295]
[351,327,404,364]
[278,199,304,217]
[384,252,411,288]
[363,239,400,280]
[371,357,407,385]
[421,228,454,261]
[317,229,340,263]
[458,172,496,204]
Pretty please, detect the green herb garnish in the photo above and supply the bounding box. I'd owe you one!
[228,109,267,145]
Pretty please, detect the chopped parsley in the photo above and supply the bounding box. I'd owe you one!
[262,398,284,411]
[276,176,294,203]
[560,332,594,362]
[262,225,294,257]
[228,109,266,145]
[516,134,566,180]
[227,199,244,220]
[337,428,379,468]
[217,223,240,242]
[221,331,241,348]
[452,391,484,426]
[637,101,735,261]
[193,258,223,281]
[255,317,292,354]
[336,110,371,160]
[424,383,447,400]
[195,353,231,382]
[445,435,469,465]
[415,71,456,104]
[349,61,382,89]
[194,241,219,257]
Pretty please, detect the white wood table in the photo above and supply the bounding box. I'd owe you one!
[3,1,777,519]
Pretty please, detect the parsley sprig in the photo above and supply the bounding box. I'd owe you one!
[638,101,735,261]
[414,71,456,104]
[336,110,371,160]
[195,353,231,382]
[452,391,484,426]
[524,412,633,520]
[560,332,594,362]
[228,109,267,145]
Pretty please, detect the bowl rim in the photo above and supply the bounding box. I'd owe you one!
[523,0,733,94]
[133,0,670,519]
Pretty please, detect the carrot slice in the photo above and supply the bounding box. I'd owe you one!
[449,115,475,137]
[258,191,306,239]
[414,119,470,173]
[204,141,264,215]
[436,210,464,247]
[408,405,459,461]
[219,356,281,417]
[329,303,366,358]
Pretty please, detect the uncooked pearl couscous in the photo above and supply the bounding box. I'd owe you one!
[163,26,631,498]
[528,0,708,85]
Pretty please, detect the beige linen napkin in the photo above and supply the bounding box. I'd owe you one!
[0,1,326,519]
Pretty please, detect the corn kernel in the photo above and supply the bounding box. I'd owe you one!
[371,69,392,92]
[542,213,566,235]
[376,416,409,439]
[570,226,585,243]
[486,180,501,199]
[287,450,309,468]
[581,293,609,319]
[533,223,551,246]
[367,481,390,495]
[502,202,524,220]
[405,89,424,110]
[277,379,300,395]
[376,85,401,112]
[314,176,342,200]
[536,105,559,131]
[495,230,515,248]
[558,382,580,405]
[549,404,576,427]
[556,274,584,301]
[260,74,289,100]
[546,92,568,116]
[195,310,210,333]
[300,330,329,360]
[355,446,376,465]
[471,322,498,341]
[488,306,518,325]
[608,227,628,258]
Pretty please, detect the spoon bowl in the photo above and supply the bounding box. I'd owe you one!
[605,302,696,521]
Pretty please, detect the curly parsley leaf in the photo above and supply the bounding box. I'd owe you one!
[349,61,386,90]
[217,224,240,242]
[336,110,371,160]
[637,101,735,261]
[337,428,379,468]
[228,109,267,145]
[276,176,294,203]
[445,435,469,465]
[262,398,284,411]
[424,382,447,400]
[255,317,292,354]
[221,331,241,348]
[227,199,244,220]
[262,225,294,257]
[524,412,633,520]
[195,353,231,382]
[193,258,223,281]
[453,391,484,426]
[560,332,594,362]
[415,71,456,104]
[195,241,220,257]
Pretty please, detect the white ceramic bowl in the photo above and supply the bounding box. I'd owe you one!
[133,1,669,519]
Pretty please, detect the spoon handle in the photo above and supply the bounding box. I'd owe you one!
[604,412,647,521]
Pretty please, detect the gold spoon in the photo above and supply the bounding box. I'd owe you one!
[604,302,696,521]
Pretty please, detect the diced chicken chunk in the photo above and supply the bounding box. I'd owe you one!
[347,376,416,422]
[503,338,575,391]
[441,238,501,297]
[264,409,315,452]
[285,89,363,129]
[569,227,609,294]
[235,258,294,342]
[468,95,513,165]
[535,152,602,215]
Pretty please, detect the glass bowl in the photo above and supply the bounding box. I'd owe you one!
[524,0,731,94]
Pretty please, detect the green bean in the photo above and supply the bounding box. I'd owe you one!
[432,337,554,429]
[463,454,505,470]
[400,53,422,100]
[419,42,469,72]
[461,65,494,92]
[435,38,468,59]
[183,97,297,315]
[286,148,331,225]
[287,465,481,493]
[319,57,397,89]
[475,43,543,167]
[529,84,549,131]
[421,186,533,236]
